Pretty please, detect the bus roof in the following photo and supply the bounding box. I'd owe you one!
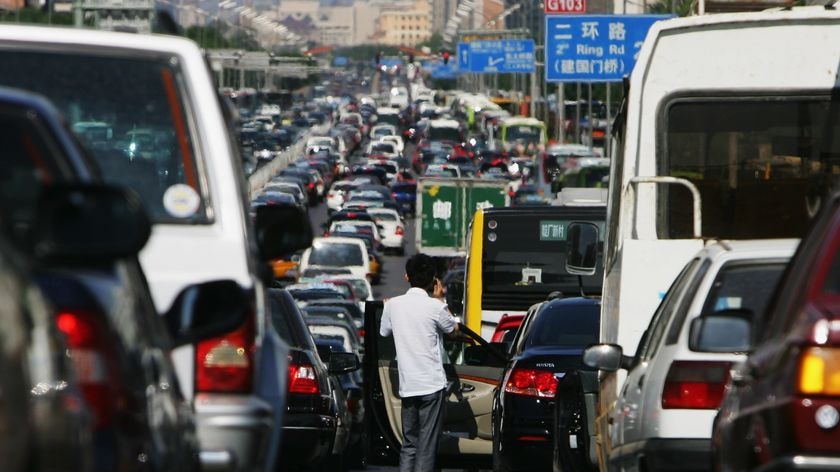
[500,116,546,128]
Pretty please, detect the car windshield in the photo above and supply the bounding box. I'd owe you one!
[0,48,206,224]
[371,143,395,153]
[524,302,600,348]
[429,126,461,142]
[308,241,364,266]
[506,125,542,145]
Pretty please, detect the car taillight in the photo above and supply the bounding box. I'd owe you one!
[798,347,840,395]
[328,192,335,199]
[196,315,254,394]
[307,183,315,190]
[661,360,731,409]
[392,192,398,198]
[288,362,319,394]
[395,226,405,235]
[504,368,558,398]
[357,328,366,339]
[56,310,121,429]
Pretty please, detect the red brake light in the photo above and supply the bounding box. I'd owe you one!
[391,192,398,198]
[288,363,319,394]
[661,360,731,409]
[196,315,255,394]
[504,368,558,398]
[307,183,315,189]
[395,226,405,235]
[357,328,366,339]
[56,310,122,429]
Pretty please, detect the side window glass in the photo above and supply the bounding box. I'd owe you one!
[639,258,700,361]
[664,259,712,345]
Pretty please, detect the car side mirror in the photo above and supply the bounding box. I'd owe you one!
[582,343,631,372]
[32,184,151,261]
[328,351,360,374]
[565,222,599,276]
[164,280,250,347]
[689,309,754,353]
[254,204,313,261]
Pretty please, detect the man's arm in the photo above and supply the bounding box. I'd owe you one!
[379,302,392,337]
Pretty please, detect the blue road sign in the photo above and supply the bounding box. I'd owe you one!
[462,39,535,74]
[458,43,469,70]
[545,14,671,82]
[431,63,458,80]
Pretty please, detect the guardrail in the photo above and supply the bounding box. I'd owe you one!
[247,123,329,200]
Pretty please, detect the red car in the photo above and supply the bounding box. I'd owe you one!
[491,314,525,345]
[711,192,840,470]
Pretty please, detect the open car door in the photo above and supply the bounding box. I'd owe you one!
[363,301,507,468]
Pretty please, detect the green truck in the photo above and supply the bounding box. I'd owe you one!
[416,177,509,256]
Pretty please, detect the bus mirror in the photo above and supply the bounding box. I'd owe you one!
[566,222,598,276]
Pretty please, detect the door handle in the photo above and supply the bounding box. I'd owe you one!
[461,384,475,393]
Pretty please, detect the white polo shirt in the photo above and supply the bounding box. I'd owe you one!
[380,287,457,398]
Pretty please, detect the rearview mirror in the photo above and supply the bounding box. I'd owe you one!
[255,204,313,261]
[328,351,361,374]
[689,309,754,353]
[164,280,250,347]
[32,184,151,261]
[582,344,629,372]
[566,222,599,276]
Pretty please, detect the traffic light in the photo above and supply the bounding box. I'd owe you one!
[442,50,450,65]
[375,50,382,65]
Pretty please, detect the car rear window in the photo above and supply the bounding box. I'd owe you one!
[308,241,363,266]
[392,184,416,193]
[700,261,788,316]
[0,48,207,224]
[371,212,398,221]
[524,302,600,348]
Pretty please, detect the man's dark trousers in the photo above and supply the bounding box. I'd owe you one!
[399,388,445,472]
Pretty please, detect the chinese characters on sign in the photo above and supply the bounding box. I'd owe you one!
[433,200,452,219]
[458,39,536,74]
[545,15,671,82]
[540,220,566,241]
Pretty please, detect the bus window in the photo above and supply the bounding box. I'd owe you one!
[661,97,840,239]
[479,210,605,311]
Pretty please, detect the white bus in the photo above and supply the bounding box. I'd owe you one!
[597,6,840,460]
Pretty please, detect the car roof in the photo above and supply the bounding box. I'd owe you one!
[697,239,799,263]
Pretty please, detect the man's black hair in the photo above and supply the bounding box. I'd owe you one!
[405,253,437,290]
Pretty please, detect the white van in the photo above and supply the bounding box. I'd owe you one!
[0,25,313,472]
[594,7,840,471]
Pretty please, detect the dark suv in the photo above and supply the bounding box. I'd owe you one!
[711,194,840,470]
[0,87,253,472]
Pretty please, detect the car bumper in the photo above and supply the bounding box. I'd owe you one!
[194,393,274,472]
[498,437,552,471]
[611,438,710,472]
[381,236,404,249]
[756,455,840,471]
[280,414,336,467]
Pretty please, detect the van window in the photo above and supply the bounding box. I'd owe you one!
[0,48,207,224]
[308,241,363,266]
[661,96,840,239]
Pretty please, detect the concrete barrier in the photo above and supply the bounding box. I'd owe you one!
[247,123,330,200]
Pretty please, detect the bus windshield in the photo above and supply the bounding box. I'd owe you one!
[505,125,543,146]
[663,97,840,239]
[480,209,605,311]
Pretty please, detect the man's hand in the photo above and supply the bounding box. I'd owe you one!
[433,277,444,300]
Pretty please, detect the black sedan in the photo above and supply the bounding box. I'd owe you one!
[269,288,354,471]
[492,297,601,472]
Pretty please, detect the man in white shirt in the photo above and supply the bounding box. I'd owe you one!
[380,253,459,472]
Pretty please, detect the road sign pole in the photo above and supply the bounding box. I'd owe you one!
[557,83,565,142]
[587,82,593,151]
[606,82,611,157]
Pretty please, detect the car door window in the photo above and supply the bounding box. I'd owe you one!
[638,258,701,360]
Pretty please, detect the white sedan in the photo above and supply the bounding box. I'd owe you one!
[366,208,405,255]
